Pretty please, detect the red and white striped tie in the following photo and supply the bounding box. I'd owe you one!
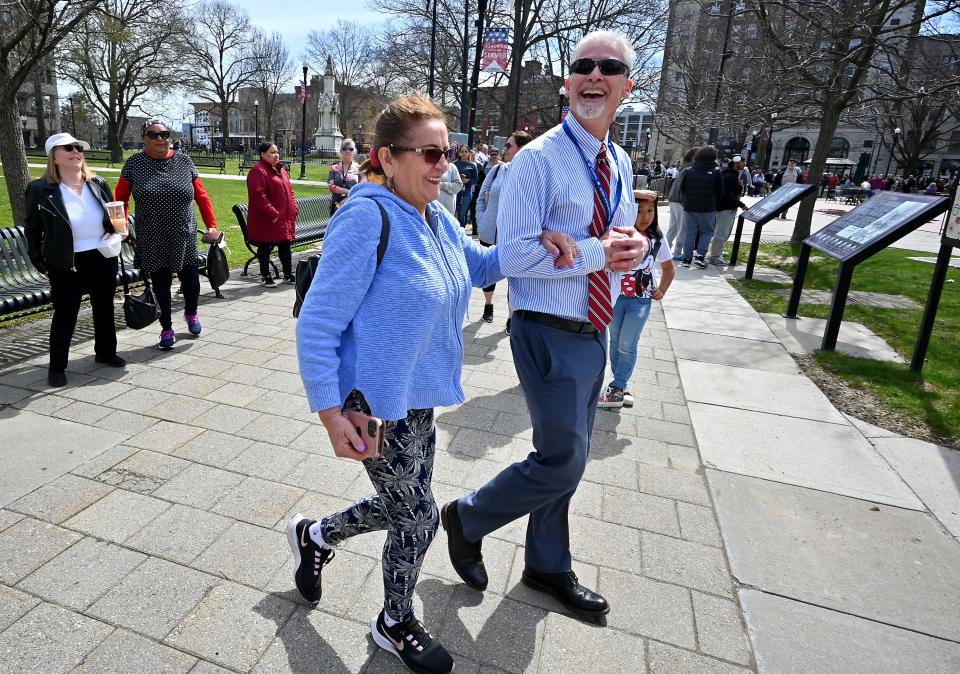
[587,144,613,331]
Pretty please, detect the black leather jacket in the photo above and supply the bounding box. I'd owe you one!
[24,176,115,273]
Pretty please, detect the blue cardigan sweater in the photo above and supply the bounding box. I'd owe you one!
[296,183,503,420]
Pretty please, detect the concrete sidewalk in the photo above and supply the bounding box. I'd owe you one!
[663,264,960,672]
[0,258,958,672]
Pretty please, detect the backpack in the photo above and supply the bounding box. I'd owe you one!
[293,198,390,318]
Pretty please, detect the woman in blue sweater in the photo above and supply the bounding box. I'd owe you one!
[287,94,577,674]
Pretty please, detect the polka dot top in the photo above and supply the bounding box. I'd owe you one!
[119,151,200,275]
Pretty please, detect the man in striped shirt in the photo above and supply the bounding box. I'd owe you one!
[442,30,648,621]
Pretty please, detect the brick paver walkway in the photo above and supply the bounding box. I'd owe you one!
[0,273,755,673]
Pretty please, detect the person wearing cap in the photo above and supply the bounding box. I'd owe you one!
[709,155,748,266]
[24,133,127,387]
[484,146,501,170]
[114,119,219,350]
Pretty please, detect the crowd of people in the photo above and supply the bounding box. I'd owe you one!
[25,23,960,674]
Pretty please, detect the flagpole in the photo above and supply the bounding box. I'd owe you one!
[467,0,488,148]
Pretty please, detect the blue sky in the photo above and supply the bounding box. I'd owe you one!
[232,0,383,63]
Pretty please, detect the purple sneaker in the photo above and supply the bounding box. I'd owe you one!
[185,313,201,336]
[159,329,176,350]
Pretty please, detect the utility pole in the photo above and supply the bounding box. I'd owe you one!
[460,0,469,133]
[467,0,488,148]
[707,0,735,146]
[429,0,438,98]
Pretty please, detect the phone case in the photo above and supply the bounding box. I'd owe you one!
[343,410,385,459]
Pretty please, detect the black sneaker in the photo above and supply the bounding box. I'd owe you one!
[262,276,277,287]
[286,513,334,605]
[505,318,511,335]
[693,256,708,269]
[371,609,453,674]
[47,369,67,387]
[681,259,692,268]
[95,354,126,368]
[482,304,493,323]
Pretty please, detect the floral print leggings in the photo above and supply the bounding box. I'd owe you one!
[319,391,439,622]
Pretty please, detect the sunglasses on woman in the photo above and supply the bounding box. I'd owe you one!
[388,144,451,165]
[570,58,628,76]
[342,147,356,153]
[145,130,170,139]
[59,144,85,153]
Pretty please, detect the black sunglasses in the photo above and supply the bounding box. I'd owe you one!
[145,130,170,140]
[59,144,85,153]
[389,144,450,165]
[570,58,629,76]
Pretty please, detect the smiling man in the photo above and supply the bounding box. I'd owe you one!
[441,30,647,621]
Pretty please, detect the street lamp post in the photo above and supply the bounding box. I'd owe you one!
[764,112,778,170]
[428,0,438,98]
[558,85,566,124]
[884,126,901,177]
[644,129,652,161]
[254,100,259,149]
[300,59,308,180]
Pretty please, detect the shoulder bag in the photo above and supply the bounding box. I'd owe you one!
[119,253,159,329]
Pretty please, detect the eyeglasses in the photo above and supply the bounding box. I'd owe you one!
[145,130,170,140]
[389,144,450,165]
[570,58,629,76]
[59,144,84,153]
[341,147,356,153]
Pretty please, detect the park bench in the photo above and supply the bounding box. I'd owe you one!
[231,195,332,277]
[24,147,115,167]
[186,154,226,174]
[0,221,219,320]
[238,158,292,175]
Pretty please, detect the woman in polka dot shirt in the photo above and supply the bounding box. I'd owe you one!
[115,120,219,350]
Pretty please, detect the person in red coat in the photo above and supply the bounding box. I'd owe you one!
[246,142,298,287]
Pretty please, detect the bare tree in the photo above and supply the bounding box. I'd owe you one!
[58,0,187,163]
[184,0,258,148]
[747,0,960,241]
[250,31,293,144]
[0,0,101,224]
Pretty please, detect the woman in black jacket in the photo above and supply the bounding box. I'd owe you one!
[25,133,125,387]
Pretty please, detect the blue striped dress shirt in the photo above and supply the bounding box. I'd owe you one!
[496,114,637,322]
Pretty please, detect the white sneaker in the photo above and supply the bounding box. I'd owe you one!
[622,390,634,407]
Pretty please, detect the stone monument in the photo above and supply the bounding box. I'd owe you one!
[313,55,343,152]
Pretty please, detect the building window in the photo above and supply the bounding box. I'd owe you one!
[707,26,718,40]
[746,25,758,39]
[674,71,683,82]
[889,17,901,26]
[829,136,850,158]
[863,140,873,148]
[709,2,721,15]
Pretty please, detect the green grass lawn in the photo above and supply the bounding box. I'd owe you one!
[0,168,329,266]
[728,241,960,443]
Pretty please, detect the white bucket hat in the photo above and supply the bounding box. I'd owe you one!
[44,132,91,156]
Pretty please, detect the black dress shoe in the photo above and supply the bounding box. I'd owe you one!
[521,568,610,620]
[440,501,488,591]
[94,355,126,368]
[47,369,67,387]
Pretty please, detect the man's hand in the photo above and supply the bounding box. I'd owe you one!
[318,407,373,462]
[600,226,649,272]
[540,230,580,268]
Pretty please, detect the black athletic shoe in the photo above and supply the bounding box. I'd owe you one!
[505,318,511,336]
[286,513,334,605]
[94,355,126,368]
[371,609,453,674]
[47,369,67,387]
[262,276,277,287]
[482,304,494,323]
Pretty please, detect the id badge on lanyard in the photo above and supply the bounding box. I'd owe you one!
[562,119,624,231]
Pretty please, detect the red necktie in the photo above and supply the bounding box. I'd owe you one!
[588,144,613,331]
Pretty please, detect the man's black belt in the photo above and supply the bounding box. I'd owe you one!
[514,310,599,335]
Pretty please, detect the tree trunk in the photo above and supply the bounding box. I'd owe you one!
[32,69,47,148]
[499,0,529,135]
[0,91,32,225]
[107,117,124,163]
[220,101,231,147]
[791,102,841,242]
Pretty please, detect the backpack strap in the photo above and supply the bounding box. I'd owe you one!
[363,197,390,267]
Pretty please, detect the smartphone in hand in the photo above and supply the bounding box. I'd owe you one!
[343,410,385,459]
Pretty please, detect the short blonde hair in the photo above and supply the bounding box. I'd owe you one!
[573,30,636,70]
[41,149,96,184]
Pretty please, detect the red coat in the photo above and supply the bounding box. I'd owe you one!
[246,159,298,243]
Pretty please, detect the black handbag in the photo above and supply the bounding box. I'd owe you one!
[205,232,230,290]
[119,253,159,329]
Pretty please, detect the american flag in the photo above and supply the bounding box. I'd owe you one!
[482,27,510,73]
[298,86,307,105]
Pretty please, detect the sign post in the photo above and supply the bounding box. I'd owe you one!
[729,183,817,279]
[784,192,950,352]
[911,187,959,372]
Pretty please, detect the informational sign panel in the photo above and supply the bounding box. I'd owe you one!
[742,183,812,222]
[806,192,942,261]
[945,188,960,245]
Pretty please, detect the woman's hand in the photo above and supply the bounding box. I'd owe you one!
[540,230,580,268]
[318,407,372,462]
